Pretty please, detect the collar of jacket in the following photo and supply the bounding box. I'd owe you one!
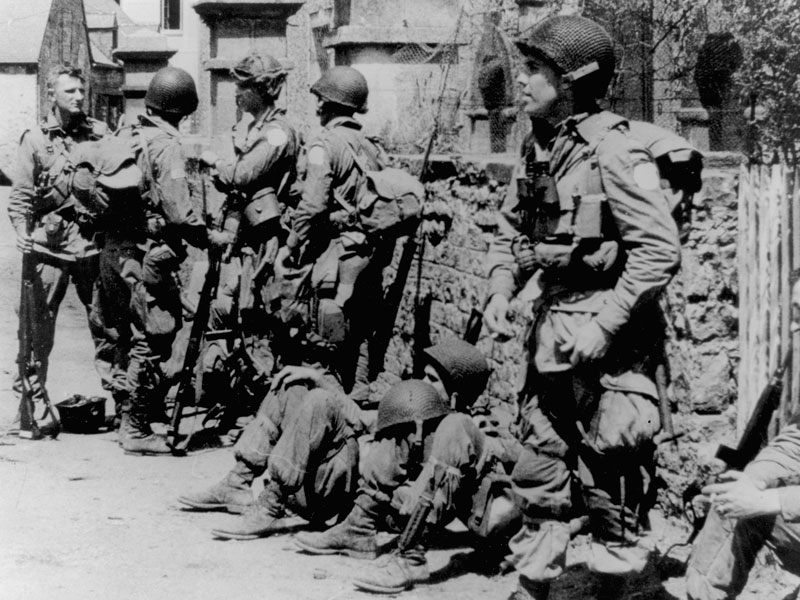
[251,105,286,130]
[41,107,93,135]
[138,113,181,138]
[554,110,627,146]
[325,115,362,131]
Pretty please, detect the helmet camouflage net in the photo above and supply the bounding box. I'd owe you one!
[375,380,450,435]
[231,53,289,99]
[516,15,616,98]
[310,66,369,113]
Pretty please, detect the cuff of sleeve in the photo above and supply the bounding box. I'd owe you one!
[594,298,629,337]
[778,487,800,522]
[488,268,516,300]
[286,231,299,251]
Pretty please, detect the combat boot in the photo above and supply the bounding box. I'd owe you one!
[177,461,255,513]
[210,481,287,540]
[119,412,171,456]
[295,502,379,559]
[351,550,430,594]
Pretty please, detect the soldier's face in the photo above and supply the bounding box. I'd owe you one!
[235,83,262,115]
[517,57,562,118]
[50,75,85,115]
[422,364,449,403]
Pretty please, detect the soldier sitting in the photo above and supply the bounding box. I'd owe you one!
[296,339,523,594]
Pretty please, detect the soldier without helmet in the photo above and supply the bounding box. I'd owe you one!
[8,64,113,426]
[483,15,682,600]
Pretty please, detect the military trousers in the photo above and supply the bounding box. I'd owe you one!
[357,413,521,540]
[14,251,116,401]
[93,238,181,415]
[234,381,359,522]
[686,443,800,600]
[506,372,658,582]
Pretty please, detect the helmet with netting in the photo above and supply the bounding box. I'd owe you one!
[422,339,490,409]
[231,53,289,99]
[310,66,368,113]
[516,15,615,98]
[145,66,199,116]
[375,380,450,435]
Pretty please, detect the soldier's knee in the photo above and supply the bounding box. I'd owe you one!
[430,413,482,466]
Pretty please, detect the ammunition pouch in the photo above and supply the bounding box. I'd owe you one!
[308,233,371,345]
[243,189,280,228]
[467,465,520,538]
[142,242,183,287]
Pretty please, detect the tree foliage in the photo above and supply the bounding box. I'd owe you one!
[729,0,800,163]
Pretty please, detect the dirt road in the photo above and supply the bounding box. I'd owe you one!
[0,186,796,600]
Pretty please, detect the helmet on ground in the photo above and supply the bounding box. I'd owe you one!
[375,380,450,435]
[516,15,615,98]
[310,66,368,113]
[231,53,289,98]
[145,66,199,116]
[422,339,490,409]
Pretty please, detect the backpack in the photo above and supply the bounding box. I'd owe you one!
[333,138,424,240]
[67,136,143,223]
[628,120,704,238]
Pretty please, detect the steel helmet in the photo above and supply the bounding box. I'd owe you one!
[375,380,450,435]
[310,66,368,113]
[231,53,289,98]
[145,66,199,116]
[422,339,490,409]
[516,15,616,98]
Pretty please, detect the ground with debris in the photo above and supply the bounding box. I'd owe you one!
[0,186,796,600]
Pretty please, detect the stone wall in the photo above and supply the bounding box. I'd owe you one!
[378,151,743,511]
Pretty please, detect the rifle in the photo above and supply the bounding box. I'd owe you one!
[16,208,60,439]
[166,173,223,452]
[675,348,792,551]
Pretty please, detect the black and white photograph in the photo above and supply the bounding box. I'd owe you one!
[1,0,799,598]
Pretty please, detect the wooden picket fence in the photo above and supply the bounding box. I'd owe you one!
[738,163,800,434]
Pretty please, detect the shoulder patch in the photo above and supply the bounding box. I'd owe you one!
[266,128,288,147]
[632,161,660,191]
[171,162,187,179]
[307,144,326,166]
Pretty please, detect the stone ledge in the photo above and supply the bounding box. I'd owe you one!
[391,153,517,183]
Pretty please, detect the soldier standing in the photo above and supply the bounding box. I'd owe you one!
[8,64,111,421]
[483,16,681,600]
[178,53,299,421]
[275,66,390,401]
[91,66,211,455]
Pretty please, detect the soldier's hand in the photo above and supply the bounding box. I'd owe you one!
[484,294,514,341]
[207,229,234,249]
[704,471,780,520]
[199,150,219,170]
[15,229,33,254]
[270,366,324,392]
[560,321,610,365]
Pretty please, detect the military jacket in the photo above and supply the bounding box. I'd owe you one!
[486,110,681,337]
[8,108,108,260]
[110,114,203,249]
[286,116,383,254]
[214,106,298,203]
